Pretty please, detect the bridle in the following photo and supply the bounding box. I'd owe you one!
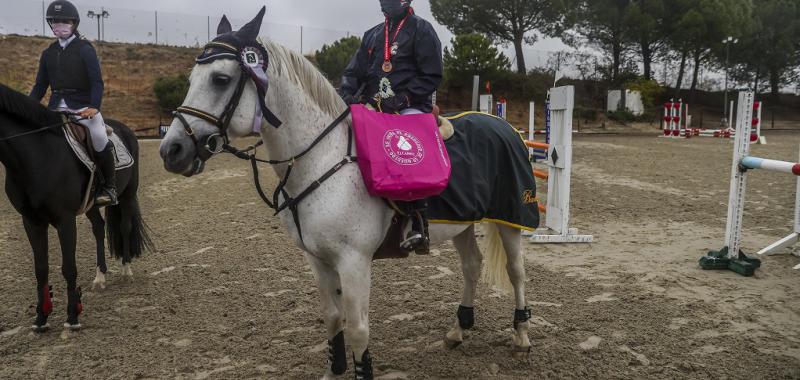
[172,39,365,243]
[172,40,282,156]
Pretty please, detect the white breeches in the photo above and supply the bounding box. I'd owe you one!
[60,106,109,152]
[400,108,424,115]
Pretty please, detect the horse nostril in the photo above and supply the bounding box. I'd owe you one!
[168,143,182,159]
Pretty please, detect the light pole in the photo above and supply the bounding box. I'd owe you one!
[722,36,738,124]
[86,9,109,41]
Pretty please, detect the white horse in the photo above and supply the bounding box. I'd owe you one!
[160,8,531,379]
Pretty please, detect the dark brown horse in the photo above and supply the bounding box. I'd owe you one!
[0,84,152,331]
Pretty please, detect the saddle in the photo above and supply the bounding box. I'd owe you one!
[62,118,134,214]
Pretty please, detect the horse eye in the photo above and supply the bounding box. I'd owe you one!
[212,75,231,86]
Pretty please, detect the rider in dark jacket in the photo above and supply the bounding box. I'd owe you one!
[30,0,117,207]
[340,0,443,253]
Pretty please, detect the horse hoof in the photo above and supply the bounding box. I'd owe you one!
[511,346,531,359]
[63,322,82,331]
[444,336,462,349]
[30,324,50,333]
[91,279,106,291]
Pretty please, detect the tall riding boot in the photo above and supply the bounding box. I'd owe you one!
[400,200,430,253]
[95,141,118,206]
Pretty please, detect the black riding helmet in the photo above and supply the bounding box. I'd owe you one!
[46,0,80,27]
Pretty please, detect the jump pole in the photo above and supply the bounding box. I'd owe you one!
[700,91,800,275]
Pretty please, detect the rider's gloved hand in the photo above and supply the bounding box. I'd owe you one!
[342,93,360,106]
[380,93,410,114]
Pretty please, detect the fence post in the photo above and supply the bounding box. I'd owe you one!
[154,11,158,44]
[471,75,479,111]
[41,1,46,36]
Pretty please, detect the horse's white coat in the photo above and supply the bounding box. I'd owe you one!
[161,38,531,376]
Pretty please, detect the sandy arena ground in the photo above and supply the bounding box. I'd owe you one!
[0,132,799,379]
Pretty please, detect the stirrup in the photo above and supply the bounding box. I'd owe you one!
[95,188,118,207]
[400,231,424,251]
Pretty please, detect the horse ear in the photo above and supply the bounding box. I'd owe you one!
[236,6,265,41]
[217,15,232,35]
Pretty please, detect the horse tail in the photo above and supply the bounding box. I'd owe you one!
[480,222,513,293]
[106,195,154,260]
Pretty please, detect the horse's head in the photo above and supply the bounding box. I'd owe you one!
[160,6,281,176]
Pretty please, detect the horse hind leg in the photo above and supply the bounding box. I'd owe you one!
[498,224,531,357]
[86,207,107,290]
[106,196,134,279]
[445,225,481,349]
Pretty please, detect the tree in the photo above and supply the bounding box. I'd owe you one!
[313,36,361,86]
[623,0,673,81]
[729,0,800,97]
[443,34,510,88]
[568,0,631,84]
[671,0,751,92]
[430,0,568,74]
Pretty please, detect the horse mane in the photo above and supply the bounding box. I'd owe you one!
[0,84,62,127]
[263,40,346,119]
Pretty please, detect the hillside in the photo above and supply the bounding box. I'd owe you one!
[0,34,196,135]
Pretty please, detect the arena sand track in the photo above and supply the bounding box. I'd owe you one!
[0,133,799,379]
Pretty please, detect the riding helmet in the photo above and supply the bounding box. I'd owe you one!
[46,0,80,27]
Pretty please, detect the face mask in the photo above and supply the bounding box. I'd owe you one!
[51,23,73,39]
[380,0,410,19]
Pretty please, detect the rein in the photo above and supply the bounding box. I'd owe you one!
[221,88,364,243]
[0,115,86,142]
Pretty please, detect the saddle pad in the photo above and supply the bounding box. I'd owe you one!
[63,126,134,172]
[427,112,540,231]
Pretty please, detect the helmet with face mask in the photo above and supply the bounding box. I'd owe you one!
[380,0,412,19]
[46,0,80,39]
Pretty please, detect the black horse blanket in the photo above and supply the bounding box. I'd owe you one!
[428,112,539,231]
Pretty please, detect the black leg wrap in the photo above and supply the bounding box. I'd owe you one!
[457,305,474,330]
[513,306,531,330]
[353,349,373,380]
[328,330,347,375]
[66,287,83,327]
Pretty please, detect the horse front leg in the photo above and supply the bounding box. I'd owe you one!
[498,225,531,357]
[337,254,373,380]
[23,216,51,332]
[446,225,481,349]
[86,207,107,290]
[306,253,347,379]
[56,217,83,330]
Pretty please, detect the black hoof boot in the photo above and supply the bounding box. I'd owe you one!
[458,305,475,330]
[64,287,83,330]
[31,284,53,332]
[514,306,531,330]
[328,331,347,375]
[353,349,373,380]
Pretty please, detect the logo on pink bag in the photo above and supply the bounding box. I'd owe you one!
[383,129,424,166]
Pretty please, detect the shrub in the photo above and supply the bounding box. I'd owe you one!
[153,73,189,112]
[625,78,664,108]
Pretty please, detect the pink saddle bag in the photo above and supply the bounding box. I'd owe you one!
[350,104,451,201]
